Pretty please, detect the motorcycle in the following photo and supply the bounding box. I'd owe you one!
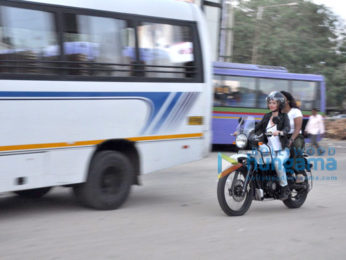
[217,116,313,216]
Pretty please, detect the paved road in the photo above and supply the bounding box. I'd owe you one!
[0,140,345,260]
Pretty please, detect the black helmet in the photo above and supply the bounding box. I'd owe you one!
[265,91,285,110]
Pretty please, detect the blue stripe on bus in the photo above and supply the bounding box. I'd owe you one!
[0,91,199,134]
[151,92,183,133]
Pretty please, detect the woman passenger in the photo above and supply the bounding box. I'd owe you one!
[280,91,305,183]
[280,91,303,148]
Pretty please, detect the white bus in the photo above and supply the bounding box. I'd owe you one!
[0,0,212,209]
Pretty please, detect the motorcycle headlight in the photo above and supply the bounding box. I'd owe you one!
[236,134,248,149]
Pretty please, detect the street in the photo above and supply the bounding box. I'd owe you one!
[1,139,346,260]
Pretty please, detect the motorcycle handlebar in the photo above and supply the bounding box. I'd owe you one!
[265,132,272,137]
[265,131,285,137]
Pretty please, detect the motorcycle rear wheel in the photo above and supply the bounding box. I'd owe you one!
[283,171,308,208]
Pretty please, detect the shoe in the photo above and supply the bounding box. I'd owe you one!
[279,185,290,200]
[295,174,305,183]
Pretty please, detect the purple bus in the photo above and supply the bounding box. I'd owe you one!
[212,62,326,145]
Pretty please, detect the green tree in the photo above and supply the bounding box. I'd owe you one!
[232,0,346,108]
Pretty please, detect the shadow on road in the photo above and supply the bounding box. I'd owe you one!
[0,190,85,219]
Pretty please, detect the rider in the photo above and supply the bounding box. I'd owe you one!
[255,91,291,200]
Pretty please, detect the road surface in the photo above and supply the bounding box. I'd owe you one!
[0,139,345,259]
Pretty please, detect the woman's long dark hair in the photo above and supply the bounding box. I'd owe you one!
[280,91,298,108]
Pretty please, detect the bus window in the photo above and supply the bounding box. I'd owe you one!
[63,13,134,76]
[292,81,317,110]
[0,6,58,74]
[214,76,230,106]
[214,75,256,107]
[137,22,194,78]
[258,79,289,108]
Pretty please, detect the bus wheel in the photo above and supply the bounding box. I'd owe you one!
[14,187,52,199]
[73,151,134,210]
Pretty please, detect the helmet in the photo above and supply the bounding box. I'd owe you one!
[265,91,285,110]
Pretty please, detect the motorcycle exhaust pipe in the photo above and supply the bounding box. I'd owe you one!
[255,188,264,200]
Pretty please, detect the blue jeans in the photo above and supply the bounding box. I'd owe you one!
[272,148,290,187]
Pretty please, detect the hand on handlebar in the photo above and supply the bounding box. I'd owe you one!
[266,131,283,137]
[273,131,281,136]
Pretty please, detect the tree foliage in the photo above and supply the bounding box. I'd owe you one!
[232,0,346,109]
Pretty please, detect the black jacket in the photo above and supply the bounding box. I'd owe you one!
[254,112,291,149]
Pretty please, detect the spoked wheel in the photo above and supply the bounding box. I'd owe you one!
[283,171,308,208]
[217,167,253,216]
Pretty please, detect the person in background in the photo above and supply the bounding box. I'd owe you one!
[305,108,325,155]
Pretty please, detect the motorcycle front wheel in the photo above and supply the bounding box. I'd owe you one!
[217,167,253,216]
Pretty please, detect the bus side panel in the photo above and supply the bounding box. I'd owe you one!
[0,148,94,193]
[0,153,46,192]
[212,118,237,145]
[45,148,94,185]
[0,98,150,192]
[0,99,150,146]
[137,138,204,174]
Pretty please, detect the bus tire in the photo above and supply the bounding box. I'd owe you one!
[73,151,133,210]
[14,187,52,199]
